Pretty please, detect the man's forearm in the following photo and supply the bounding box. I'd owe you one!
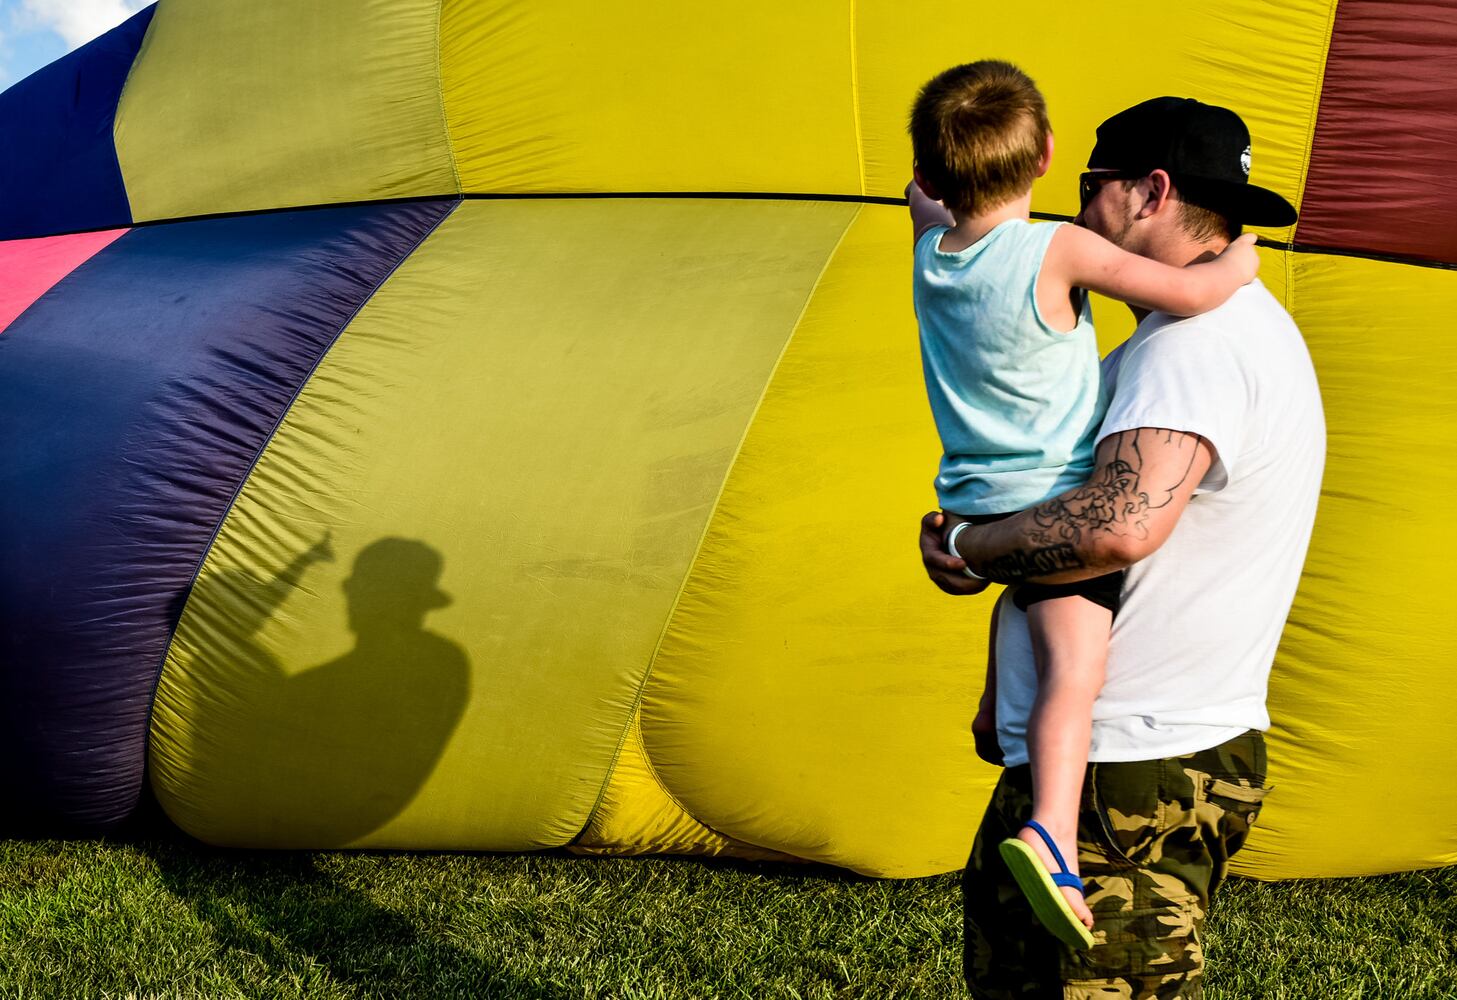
[954,513,1122,586]
[953,428,1207,585]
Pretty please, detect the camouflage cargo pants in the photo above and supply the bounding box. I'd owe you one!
[963,730,1270,999]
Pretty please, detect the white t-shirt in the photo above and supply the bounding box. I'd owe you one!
[994,279,1326,766]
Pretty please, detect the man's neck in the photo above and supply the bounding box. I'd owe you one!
[1126,232,1234,324]
[1141,229,1229,268]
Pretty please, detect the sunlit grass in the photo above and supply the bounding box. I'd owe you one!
[1,810,1452,999]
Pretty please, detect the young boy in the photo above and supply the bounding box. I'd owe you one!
[906,61,1258,949]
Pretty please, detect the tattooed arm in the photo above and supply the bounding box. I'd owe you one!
[924,428,1214,588]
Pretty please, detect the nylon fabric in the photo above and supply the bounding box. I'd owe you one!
[19,0,1333,242]
[642,205,990,878]
[854,0,1334,244]
[0,230,129,332]
[569,710,798,862]
[0,200,454,830]
[2,0,1454,879]
[1299,0,1457,265]
[0,6,154,240]
[113,0,455,223]
[440,0,859,197]
[151,198,855,849]
[1231,252,1457,878]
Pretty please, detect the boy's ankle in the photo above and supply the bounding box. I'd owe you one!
[1027,816,1078,842]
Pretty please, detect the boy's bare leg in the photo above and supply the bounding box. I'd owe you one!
[1019,594,1111,931]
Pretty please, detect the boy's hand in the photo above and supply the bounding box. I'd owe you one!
[1215,232,1260,285]
[907,179,956,244]
[919,511,990,596]
[905,178,933,202]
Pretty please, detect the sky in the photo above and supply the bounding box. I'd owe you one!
[0,0,149,91]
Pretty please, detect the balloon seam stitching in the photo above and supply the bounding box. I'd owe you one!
[14,192,908,242]
[1294,0,1342,226]
[433,0,464,197]
[0,227,133,336]
[567,204,865,851]
[1286,0,1343,312]
[137,198,463,786]
[18,197,1451,270]
[108,2,163,229]
[848,0,866,197]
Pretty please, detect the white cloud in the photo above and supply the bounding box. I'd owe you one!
[19,0,149,50]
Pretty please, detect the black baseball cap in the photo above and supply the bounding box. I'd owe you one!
[1088,97,1297,227]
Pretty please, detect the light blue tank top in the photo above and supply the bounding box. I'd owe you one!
[914,218,1106,515]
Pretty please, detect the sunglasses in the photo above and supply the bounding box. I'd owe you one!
[1078,170,1146,209]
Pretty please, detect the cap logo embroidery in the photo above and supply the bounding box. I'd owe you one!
[1241,146,1252,176]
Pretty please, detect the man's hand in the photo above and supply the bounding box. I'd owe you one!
[918,510,991,596]
[971,704,1004,767]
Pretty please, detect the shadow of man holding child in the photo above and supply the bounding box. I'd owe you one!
[162,533,470,849]
[274,534,469,846]
[125,535,566,996]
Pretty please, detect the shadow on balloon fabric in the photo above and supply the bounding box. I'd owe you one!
[176,536,470,847]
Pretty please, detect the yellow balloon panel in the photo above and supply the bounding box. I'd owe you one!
[108,1,1338,232]
[1233,253,1457,878]
[151,198,857,848]
[854,0,1336,240]
[569,709,798,862]
[441,0,862,196]
[115,0,456,222]
[641,205,996,878]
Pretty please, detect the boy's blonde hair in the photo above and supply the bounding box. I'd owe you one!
[909,61,1051,216]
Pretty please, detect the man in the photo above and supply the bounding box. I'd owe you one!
[919,98,1326,998]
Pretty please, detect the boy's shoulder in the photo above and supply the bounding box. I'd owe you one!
[913,223,951,256]
[917,217,1053,263]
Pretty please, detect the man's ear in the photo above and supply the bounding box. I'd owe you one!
[1035,132,1054,178]
[912,166,941,201]
[1135,169,1175,219]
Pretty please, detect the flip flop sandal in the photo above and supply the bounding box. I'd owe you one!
[998,819,1096,950]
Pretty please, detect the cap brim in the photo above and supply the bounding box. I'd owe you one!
[1236,184,1298,228]
[1188,177,1298,228]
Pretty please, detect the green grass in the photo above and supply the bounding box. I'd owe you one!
[1,811,1452,999]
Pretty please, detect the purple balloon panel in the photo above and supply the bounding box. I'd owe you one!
[0,198,456,831]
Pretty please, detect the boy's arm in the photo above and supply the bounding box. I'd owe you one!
[906,180,955,246]
[1044,224,1259,317]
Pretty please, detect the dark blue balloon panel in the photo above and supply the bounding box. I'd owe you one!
[0,6,156,241]
[0,198,455,831]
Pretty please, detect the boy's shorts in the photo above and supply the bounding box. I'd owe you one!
[962,512,1124,615]
[962,730,1270,999]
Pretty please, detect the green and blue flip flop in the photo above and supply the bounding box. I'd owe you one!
[998,820,1095,950]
